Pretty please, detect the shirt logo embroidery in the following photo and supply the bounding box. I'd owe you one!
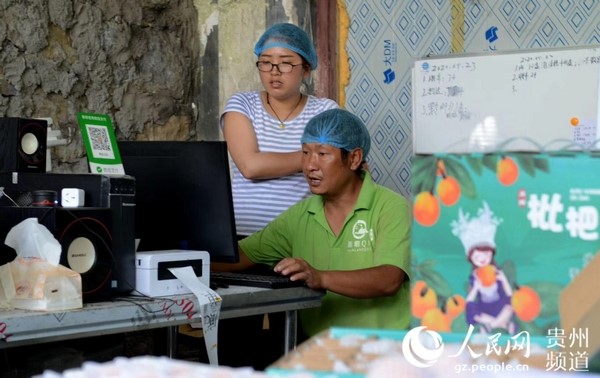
[352,220,368,239]
[348,220,374,252]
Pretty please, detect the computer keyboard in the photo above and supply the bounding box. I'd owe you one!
[210,271,305,289]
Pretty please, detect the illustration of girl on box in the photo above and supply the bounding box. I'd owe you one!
[451,202,516,334]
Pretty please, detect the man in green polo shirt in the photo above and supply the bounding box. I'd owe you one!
[225,108,411,338]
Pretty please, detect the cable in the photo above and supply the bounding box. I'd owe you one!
[0,187,19,207]
[112,295,181,315]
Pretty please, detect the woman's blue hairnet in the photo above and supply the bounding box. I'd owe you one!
[254,23,318,70]
[301,109,371,159]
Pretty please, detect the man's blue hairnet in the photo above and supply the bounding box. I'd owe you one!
[301,108,371,159]
[254,23,318,70]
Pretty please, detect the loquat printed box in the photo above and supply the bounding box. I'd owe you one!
[410,151,600,340]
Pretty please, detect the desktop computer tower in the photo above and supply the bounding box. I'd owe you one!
[0,172,136,301]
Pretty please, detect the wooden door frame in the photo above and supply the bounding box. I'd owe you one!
[315,0,338,101]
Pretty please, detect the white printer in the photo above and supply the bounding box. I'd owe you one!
[135,250,210,297]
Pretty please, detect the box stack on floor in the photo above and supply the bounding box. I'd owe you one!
[267,328,597,378]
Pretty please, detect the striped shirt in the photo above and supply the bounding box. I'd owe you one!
[221,91,338,236]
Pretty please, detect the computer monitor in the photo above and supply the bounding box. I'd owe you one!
[118,141,239,263]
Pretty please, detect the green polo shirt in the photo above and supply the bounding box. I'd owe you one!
[239,172,411,337]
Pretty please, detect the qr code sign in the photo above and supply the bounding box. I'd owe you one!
[87,125,115,159]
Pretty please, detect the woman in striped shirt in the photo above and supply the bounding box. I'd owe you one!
[220,23,338,237]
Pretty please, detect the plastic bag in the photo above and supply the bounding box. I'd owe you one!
[0,218,82,311]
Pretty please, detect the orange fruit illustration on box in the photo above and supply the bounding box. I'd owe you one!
[445,294,466,319]
[497,157,519,186]
[413,191,440,227]
[476,265,497,287]
[421,307,451,332]
[511,285,541,322]
[437,176,461,206]
[411,280,438,318]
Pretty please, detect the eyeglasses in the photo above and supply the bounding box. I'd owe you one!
[256,61,303,73]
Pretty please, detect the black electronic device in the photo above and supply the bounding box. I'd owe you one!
[0,117,47,173]
[0,172,136,300]
[118,141,239,263]
[209,271,305,289]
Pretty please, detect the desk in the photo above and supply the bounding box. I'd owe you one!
[0,285,324,356]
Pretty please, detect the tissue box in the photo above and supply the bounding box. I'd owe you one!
[0,257,82,311]
[0,217,82,311]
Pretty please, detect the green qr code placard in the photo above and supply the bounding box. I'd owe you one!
[77,112,124,175]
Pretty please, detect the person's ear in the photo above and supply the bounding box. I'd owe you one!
[303,66,311,79]
[349,148,363,170]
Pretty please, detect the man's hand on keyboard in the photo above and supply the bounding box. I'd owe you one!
[274,257,321,289]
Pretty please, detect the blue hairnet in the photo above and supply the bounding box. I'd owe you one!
[301,109,371,159]
[254,23,318,70]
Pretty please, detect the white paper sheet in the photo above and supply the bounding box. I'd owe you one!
[168,266,222,365]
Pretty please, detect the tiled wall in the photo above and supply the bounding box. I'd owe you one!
[343,0,600,198]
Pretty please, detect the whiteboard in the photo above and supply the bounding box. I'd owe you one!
[412,45,600,154]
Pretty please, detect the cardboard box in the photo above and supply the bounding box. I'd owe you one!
[411,152,600,339]
[559,252,600,371]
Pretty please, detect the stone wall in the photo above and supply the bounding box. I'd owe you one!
[0,0,316,173]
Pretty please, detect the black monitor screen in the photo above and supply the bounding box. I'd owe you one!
[118,141,239,263]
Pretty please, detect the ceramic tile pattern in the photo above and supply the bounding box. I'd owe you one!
[343,0,600,197]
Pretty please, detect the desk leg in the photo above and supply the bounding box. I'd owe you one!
[167,326,178,358]
[284,310,297,354]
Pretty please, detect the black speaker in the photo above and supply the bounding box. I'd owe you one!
[0,117,48,173]
[56,208,121,299]
[0,207,135,302]
[0,173,136,300]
